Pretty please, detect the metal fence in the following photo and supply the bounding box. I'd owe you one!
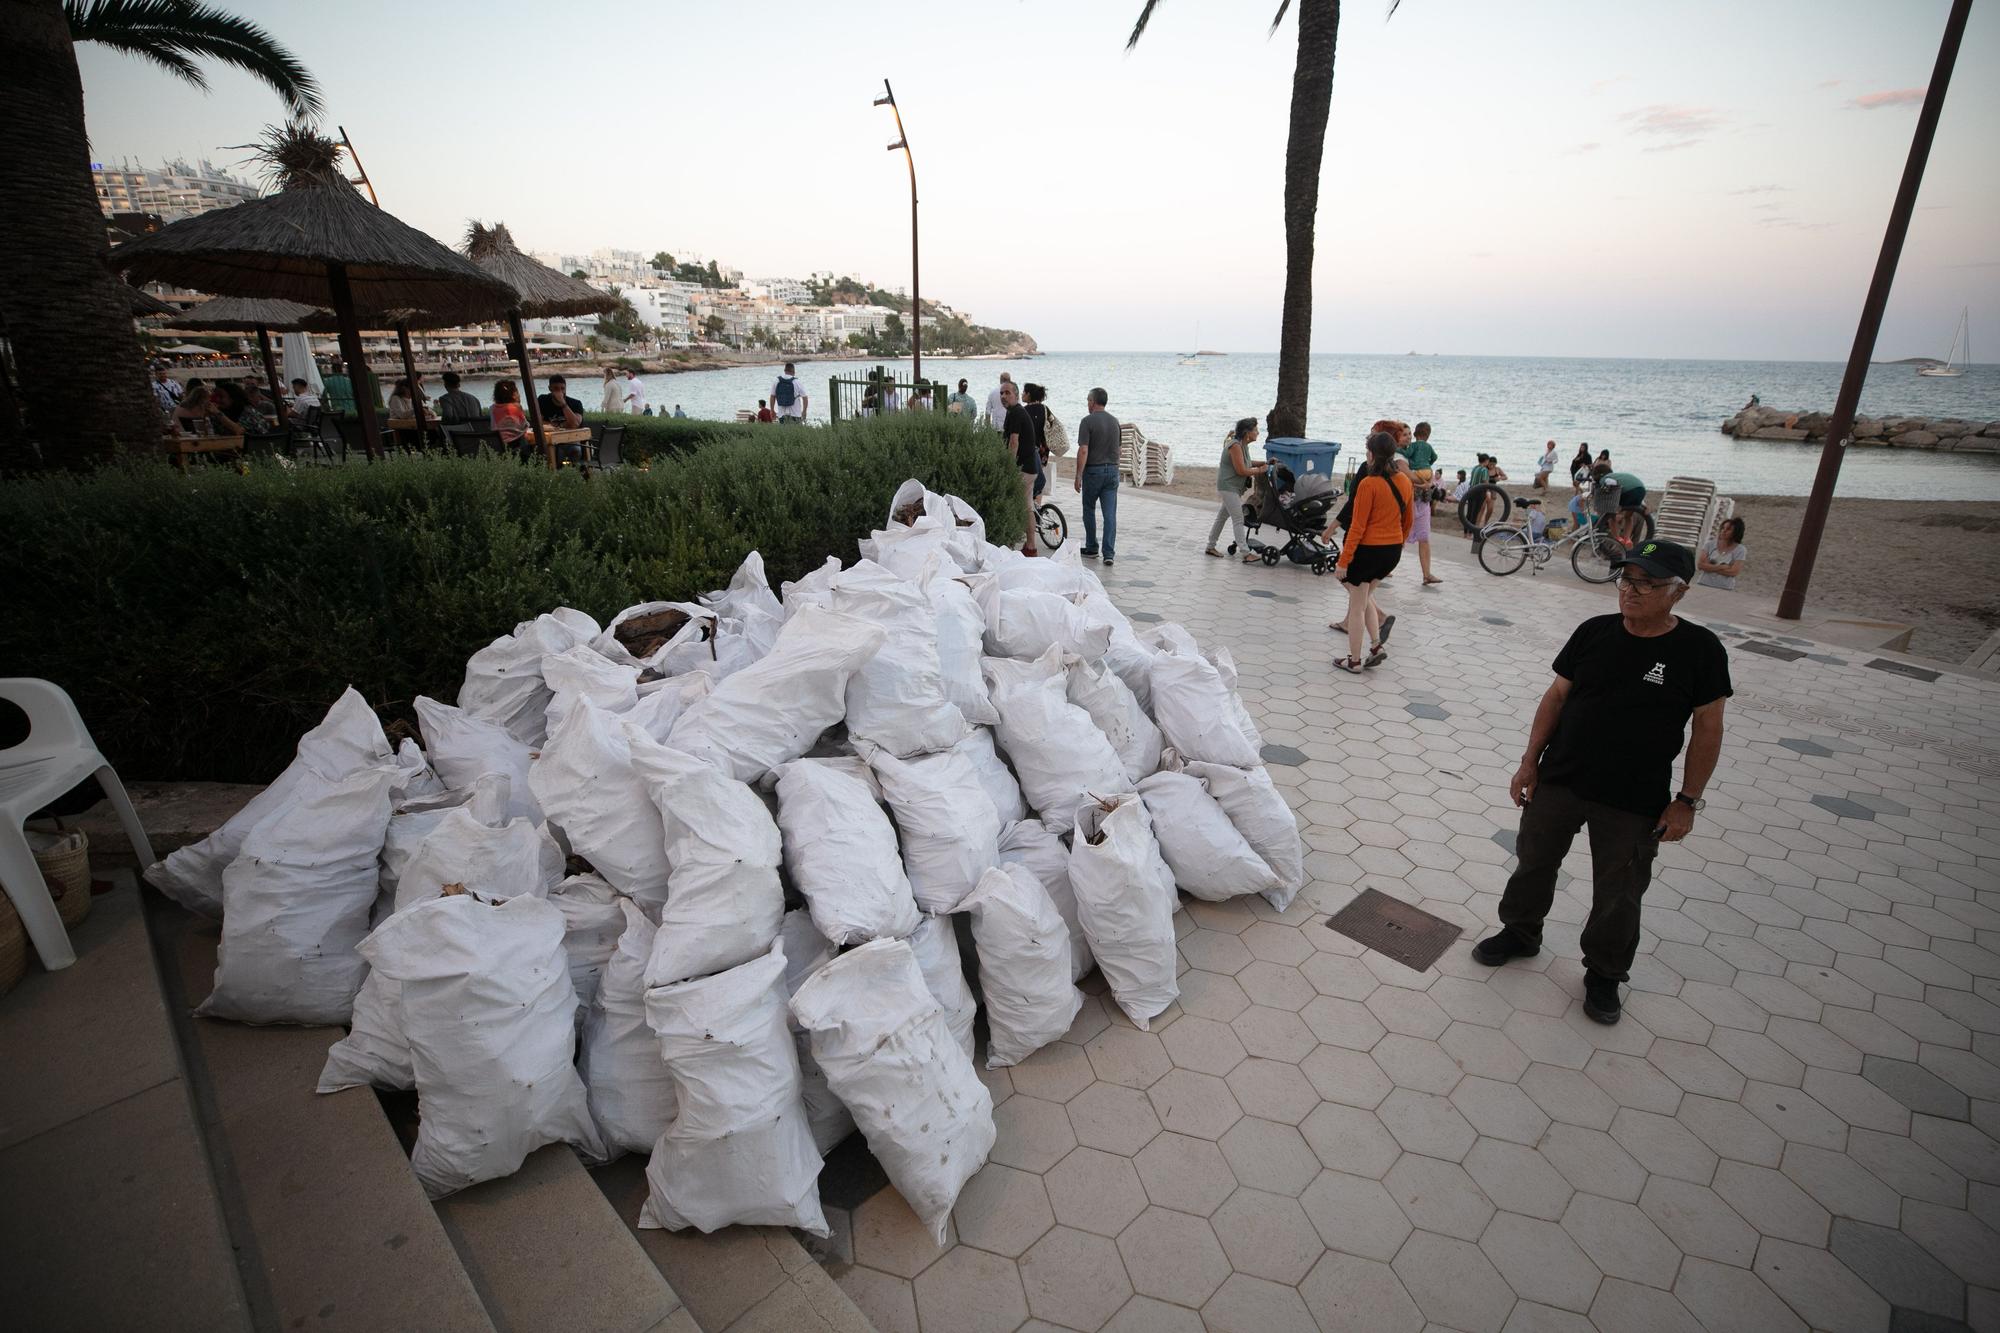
[827,368,953,423]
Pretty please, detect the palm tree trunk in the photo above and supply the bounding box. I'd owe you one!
[1269,0,1339,440]
[0,0,162,469]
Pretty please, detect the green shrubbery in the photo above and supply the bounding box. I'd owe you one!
[0,413,1023,782]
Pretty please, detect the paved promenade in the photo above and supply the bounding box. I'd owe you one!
[828,489,2000,1333]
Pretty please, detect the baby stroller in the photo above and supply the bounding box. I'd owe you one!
[1244,464,1339,568]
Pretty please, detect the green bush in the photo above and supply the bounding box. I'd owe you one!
[0,413,1025,783]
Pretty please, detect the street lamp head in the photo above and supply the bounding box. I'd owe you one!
[873,95,892,107]
[887,139,907,152]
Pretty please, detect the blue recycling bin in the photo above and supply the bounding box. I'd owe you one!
[1264,438,1341,480]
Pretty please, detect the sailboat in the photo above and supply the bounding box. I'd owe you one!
[1178,320,1203,366]
[1917,307,1969,377]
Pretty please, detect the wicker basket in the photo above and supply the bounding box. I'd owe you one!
[0,891,25,996]
[29,828,93,930]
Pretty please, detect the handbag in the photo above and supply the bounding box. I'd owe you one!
[1043,410,1071,457]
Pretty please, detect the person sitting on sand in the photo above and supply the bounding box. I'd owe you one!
[1208,416,1269,561]
[1697,517,1748,590]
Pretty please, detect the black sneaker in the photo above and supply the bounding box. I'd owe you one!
[1227,542,1238,555]
[1583,971,1622,1025]
[1471,930,1539,966]
[1103,557,1114,566]
[1080,549,1099,559]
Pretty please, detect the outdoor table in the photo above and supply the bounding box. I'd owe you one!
[163,434,244,472]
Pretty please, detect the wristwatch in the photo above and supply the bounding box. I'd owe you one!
[1674,793,1706,812]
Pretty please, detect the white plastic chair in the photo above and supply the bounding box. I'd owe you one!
[0,679,155,970]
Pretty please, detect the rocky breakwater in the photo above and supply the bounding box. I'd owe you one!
[1722,401,2000,453]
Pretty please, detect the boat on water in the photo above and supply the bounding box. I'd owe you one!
[1918,307,1970,378]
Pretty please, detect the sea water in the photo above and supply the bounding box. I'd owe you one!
[453,351,2000,501]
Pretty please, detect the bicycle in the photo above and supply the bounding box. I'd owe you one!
[1478,511,1634,584]
[1034,501,1068,551]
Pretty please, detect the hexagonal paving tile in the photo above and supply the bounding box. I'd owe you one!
[1145,1068,1243,1141]
[1385,1153,1496,1241]
[1637,1176,1759,1267]
[1134,1132,1238,1217]
[1233,1004,1318,1062]
[951,1163,1055,1258]
[1300,1169,1413,1261]
[1301,1251,1425,1333]
[1378,1087,1477,1160]
[1451,1075,1552,1146]
[1212,1187,1325,1284]
[1018,1225,1131,1332]
[1560,1194,1680,1289]
[1043,1146,1149,1238]
[1160,1015,1249,1077]
[1116,1206,1231,1308]
[1392,1229,1516,1333]
[1224,1057,1320,1124]
[1300,1044,1393,1108]
[1084,1026,1173,1089]
[1480,1211,1604,1314]
[911,1244,1028,1333]
[853,1187,956,1278]
[1301,1102,1402,1178]
[991,1094,1078,1173]
[1219,1116,1320,1197]
[1068,1081,1163,1156]
[1464,1136,1575,1222]
[1008,1039,1097,1103]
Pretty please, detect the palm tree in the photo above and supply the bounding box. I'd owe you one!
[1128,1,1395,439]
[0,0,318,468]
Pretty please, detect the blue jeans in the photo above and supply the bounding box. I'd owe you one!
[1081,467,1119,558]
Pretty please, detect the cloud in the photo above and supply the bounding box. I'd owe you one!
[1755,215,1833,231]
[1817,78,1843,89]
[1587,75,1631,95]
[1565,142,1600,154]
[1620,103,1726,150]
[1728,184,1791,196]
[1846,87,1926,111]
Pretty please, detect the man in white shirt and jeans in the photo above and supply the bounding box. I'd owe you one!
[771,362,807,424]
[622,368,649,416]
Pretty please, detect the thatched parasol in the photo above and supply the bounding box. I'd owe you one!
[125,284,179,318]
[464,221,617,466]
[109,125,515,459]
[172,297,327,420]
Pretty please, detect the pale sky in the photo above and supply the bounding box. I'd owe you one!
[75,0,1997,361]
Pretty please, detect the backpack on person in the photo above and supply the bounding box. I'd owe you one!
[774,376,797,409]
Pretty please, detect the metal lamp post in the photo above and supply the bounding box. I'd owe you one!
[874,79,921,383]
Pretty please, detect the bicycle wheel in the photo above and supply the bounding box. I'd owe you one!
[1457,484,1511,532]
[1571,531,1622,584]
[1035,503,1067,550]
[1478,528,1534,576]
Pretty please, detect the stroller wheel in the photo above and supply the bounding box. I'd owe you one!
[1312,558,1329,576]
[1262,548,1281,566]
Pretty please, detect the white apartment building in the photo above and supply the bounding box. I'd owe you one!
[94,158,258,221]
[744,276,813,305]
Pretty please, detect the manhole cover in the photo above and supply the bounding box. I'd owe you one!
[1865,658,1941,682]
[1325,888,1463,973]
[1738,640,1807,662]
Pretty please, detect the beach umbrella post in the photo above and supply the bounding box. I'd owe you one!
[254,326,287,423]
[394,321,427,441]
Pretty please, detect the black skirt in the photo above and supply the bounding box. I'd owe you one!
[1343,543,1402,584]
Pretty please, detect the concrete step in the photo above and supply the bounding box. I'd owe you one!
[0,878,251,1331]
[151,896,496,1333]
[436,1144,690,1333]
[591,1156,877,1333]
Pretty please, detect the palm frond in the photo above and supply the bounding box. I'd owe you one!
[240,121,346,192]
[1269,0,1291,36]
[66,0,322,117]
[77,28,210,92]
[1125,0,1162,50]
[1387,0,1403,16]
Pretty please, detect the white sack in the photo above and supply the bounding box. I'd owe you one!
[983,651,1127,836]
[999,819,1092,982]
[701,551,786,663]
[860,519,955,583]
[542,643,640,736]
[954,727,1026,826]
[362,894,602,1198]
[830,560,968,757]
[197,762,400,1026]
[924,567,1001,725]
[863,744,1001,914]
[667,605,885,784]
[415,695,541,824]
[392,806,562,912]
[1074,592,1155,712]
[1137,770,1280,902]
[993,552,1096,598]
[391,737,446,801]
[1068,793,1180,1030]
[316,964,411,1093]
[790,939,995,1243]
[1147,649,1263,769]
[1207,646,1264,756]
[1183,760,1306,912]
[628,729,784,985]
[888,479,986,563]
[551,872,625,1010]
[779,555,843,619]
[594,601,726,677]
[639,941,828,1235]
[1140,622,1201,656]
[529,699,670,906]
[625,672,710,742]
[774,759,920,946]
[986,588,1113,663]
[580,900,678,1155]
[1067,658,1163,784]
[459,608,599,747]
[379,773,510,900]
[957,865,1083,1068]
[148,686,390,918]
[777,910,855,1155]
[907,913,978,1061]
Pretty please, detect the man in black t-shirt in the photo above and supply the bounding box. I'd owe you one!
[1471,540,1731,1025]
[998,379,1040,556]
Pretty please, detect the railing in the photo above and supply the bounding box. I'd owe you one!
[827,367,951,423]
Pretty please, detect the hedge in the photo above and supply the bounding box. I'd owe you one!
[0,412,1026,783]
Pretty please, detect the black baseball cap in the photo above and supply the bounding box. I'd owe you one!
[1612,539,1695,583]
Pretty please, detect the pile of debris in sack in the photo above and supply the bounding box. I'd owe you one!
[146,477,1305,1242]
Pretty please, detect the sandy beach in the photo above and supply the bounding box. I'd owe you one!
[1050,458,2000,663]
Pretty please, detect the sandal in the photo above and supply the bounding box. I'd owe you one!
[1334,656,1365,675]
[1241,553,1261,563]
[1205,547,1223,557]
[1423,576,1444,585]
[1378,615,1397,645]
[1365,647,1387,669]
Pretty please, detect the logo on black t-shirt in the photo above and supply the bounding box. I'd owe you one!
[1642,662,1666,685]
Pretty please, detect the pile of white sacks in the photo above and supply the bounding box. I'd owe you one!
[146,478,1303,1243]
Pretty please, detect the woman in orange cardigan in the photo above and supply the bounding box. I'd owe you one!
[1326,430,1414,673]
